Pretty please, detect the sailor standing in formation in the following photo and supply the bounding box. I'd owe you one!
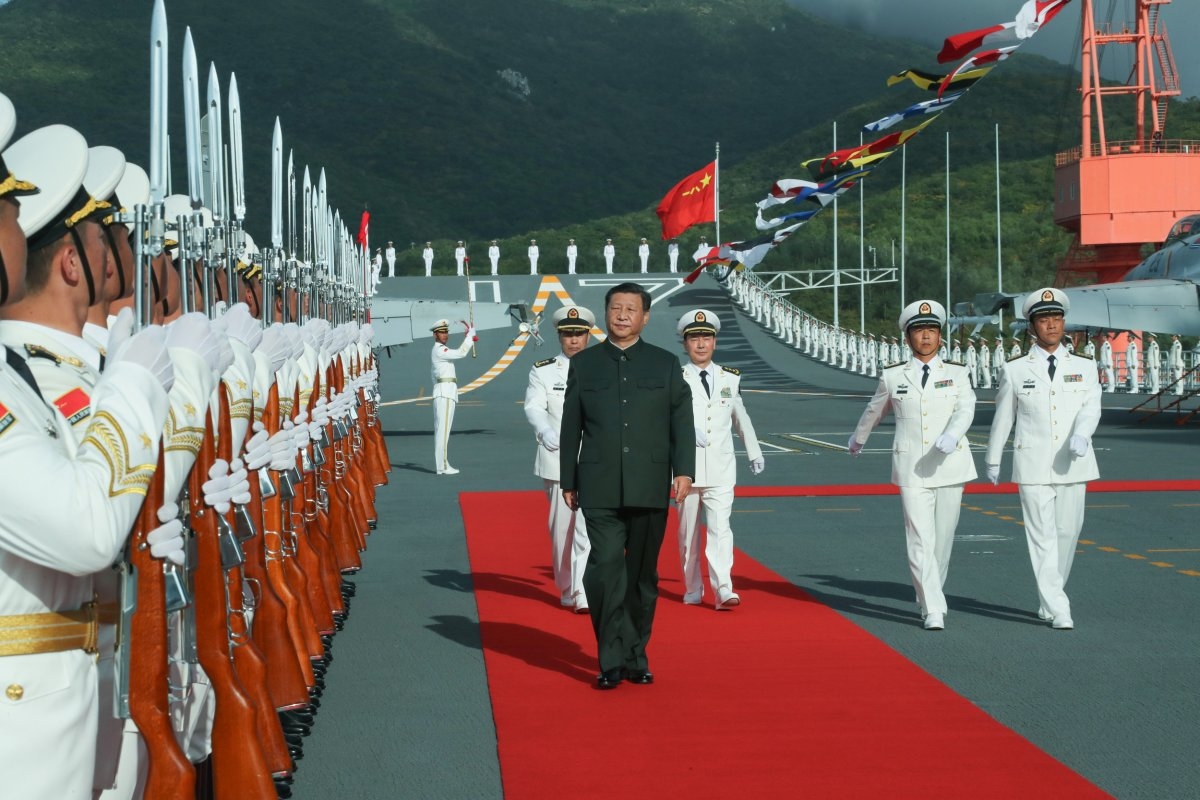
[1146,335,1161,394]
[1125,333,1140,392]
[422,241,434,277]
[675,309,764,611]
[964,336,978,388]
[1098,336,1115,391]
[667,239,679,273]
[1169,334,1185,394]
[385,240,396,277]
[488,240,500,276]
[849,300,976,631]
[370,248,382,293]
[430,318,476,475]
[523,306,595,614]
[638,237,650,273]
[566,238,578,274]
[454,241,466,277]
[602,238,615,274]
[986,288,1101,630]
[527,238,539,275]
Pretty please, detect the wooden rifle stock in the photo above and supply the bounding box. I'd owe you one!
[365,352,392,483]
[189,404,275,799]
[289,382,336,634]
[302,373,345,618]
[128,451,196,799]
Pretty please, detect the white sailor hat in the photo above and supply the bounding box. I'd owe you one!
[0,92,38,199]
[677,308,721,336]
[84,145,125,206]
[530,238,536,244]
[113,162,150,212]
[552,305,595,333]
[430,318,450,333]
[898,299,946,332]
[456,240,463,245]
[1022,286,1069,318]
[5,125,111,249]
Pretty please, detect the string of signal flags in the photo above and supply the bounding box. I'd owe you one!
[651,0,1073,285]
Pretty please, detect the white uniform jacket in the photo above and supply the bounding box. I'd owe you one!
[431,337,472,400]
[986,347,1101,484]
[683,362,762,488]
[523,353,571,480]
[853,358,977,488]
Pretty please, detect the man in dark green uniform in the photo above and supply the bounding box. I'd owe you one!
[560,282,694,690]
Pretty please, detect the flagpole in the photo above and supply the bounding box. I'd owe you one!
[859,130,865,334]
[945,131,951,316]
[832,121,840,329]
[995,122,1004,334]
[900,143,907,309]
[714,141,721,249]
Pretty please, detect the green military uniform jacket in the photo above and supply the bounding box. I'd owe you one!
[559,338,695,509]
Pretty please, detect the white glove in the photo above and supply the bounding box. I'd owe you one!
[986,464,1000,485]
[243,423,271,471]
[539,427,560,451]
[749,457,765,475]
[165,312,234,378]
[256,324,291,375]
[268,426,296,470]
[847,435,863,455]
[934,433,958,455]
[466,326,477,340]
[105,307,135,360]
[291,415,311,448]
[202,458,235,514]
[147,502,186,565]
[211,300,228,318]
[107,325,174,393]
[695,427,709,448]
[215,302,263,352]
[359,324,375,346]
[1069,434,1090,458]
[227,458,251,506]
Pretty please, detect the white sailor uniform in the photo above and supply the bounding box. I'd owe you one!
[432,335,472,473]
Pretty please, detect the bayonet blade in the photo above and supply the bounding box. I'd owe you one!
[228,73,246,222]
[149,0,169,205]
[182,28,204,208]
[271,118,283,250]
[205,62,226,222]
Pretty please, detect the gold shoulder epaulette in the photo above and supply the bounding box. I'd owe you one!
[945,360,965,367]
[721,365,741,376]
[534,358,556,368]
[883,361,904,370]
[1074,351,1094,360]
[1007,352,1024,362]
[24,343,84,368]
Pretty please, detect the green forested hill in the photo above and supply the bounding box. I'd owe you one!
[4,0,1200,327]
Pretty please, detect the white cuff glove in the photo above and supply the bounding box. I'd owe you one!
[268,427,296,470]
[934,433,958,455]
[291,417,311,448]
[202,459,235,514]
[539,427,560,451]
[214,302,263,352]
[107,324,174,393]
[147,502,186,565]
[243,423,271,471]
[105,307,135,360]
[847,435,863,456]
[1069,434,1090,458]
[227,458,251,506]
[466,326,477,340]
[986,464,1000,485]
[749,457,765,475]
[256,325,291,375]
[695,427,709,448]
[166,312,235,378]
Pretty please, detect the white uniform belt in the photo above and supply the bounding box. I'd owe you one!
[435,378,457,384]
[0,601,111,657]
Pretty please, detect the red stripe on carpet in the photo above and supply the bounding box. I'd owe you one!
[737,478,1200,498]
[461,491,1110,799]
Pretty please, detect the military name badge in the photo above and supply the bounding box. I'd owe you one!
[720,387,732,398]
[934,379,953,389]
[0,401,14,438]
[53,387,92,426]
[1064,373,1083,383]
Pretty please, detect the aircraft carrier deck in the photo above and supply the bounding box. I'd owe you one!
[292,272,1199,800]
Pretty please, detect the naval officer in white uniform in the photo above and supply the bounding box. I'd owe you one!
[986,288,1101,630]
[430,318,476,474]
[524,306,595,613]
[675,310,764,610]
[849,300,976,631]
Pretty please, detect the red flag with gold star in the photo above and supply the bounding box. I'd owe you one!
[656,160,716,240]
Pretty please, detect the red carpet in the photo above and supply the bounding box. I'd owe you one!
[461,491,1110,799]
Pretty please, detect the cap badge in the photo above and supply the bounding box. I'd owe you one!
[567,308,579,319]
[919,302,931,314]
[1042,290,1054,301]
[695,312,706,322]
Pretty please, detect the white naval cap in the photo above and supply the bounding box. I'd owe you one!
[0,92,39,199]
[1022,286,1069,319]
[552,305,595,332]
[897,299,946,332]
[430,318,451,333]
[4,124,110,249]
[84,145,125,206]
[677,308,721,336]
[114,162,150,211]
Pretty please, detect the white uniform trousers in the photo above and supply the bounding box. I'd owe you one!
[434,395,457,472]
[1103,365,1115,392]
[1018,483,1086,620]
[898,485,962,617]
[97,720,148,800]
[544,479,590,602]
[676,485,736,602]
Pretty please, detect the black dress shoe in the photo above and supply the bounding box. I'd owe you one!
[622,668,654,685]
[595,668,623,690]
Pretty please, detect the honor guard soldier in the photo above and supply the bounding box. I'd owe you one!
[430,318,476,474]
[1169,334,1185,394]
[965,336,979,388]
[1126,333,1141,392]
[1146,335,1161,393]
[978,337,992,389]
[524,306,595,613]
[1098,336,1115,392]
[488,240,500,276]
[370,248,382,294]
[849,300,977,631]
[992,336,1005,385]
[951,338,962,364]
[667,239,679,273]
[1009,336,1022,360]
[638,238,650,273]
[986,288,1101,630]
[422,241,434,277]
[602,238,615,274]
[1082,336,1096,360]
[675,310,764,610]
[454,241,466,276]
[527,238,539,275]
[566,238,578,274]
[385,239,396,276]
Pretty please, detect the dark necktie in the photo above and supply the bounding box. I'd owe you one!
[5,347,45,402]
[921,364,929,388]
[699,369,711,397]
[1048,354,1057,381]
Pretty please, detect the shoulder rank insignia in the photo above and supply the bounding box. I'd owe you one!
[720,366,741,376]
[53,387,91,426]
[883,361,904,370]
[945,360,964,367]
[1073,352,1093,360]
[1007,352,1025,362]
[24,343,84,368]
[534,358,556,368]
